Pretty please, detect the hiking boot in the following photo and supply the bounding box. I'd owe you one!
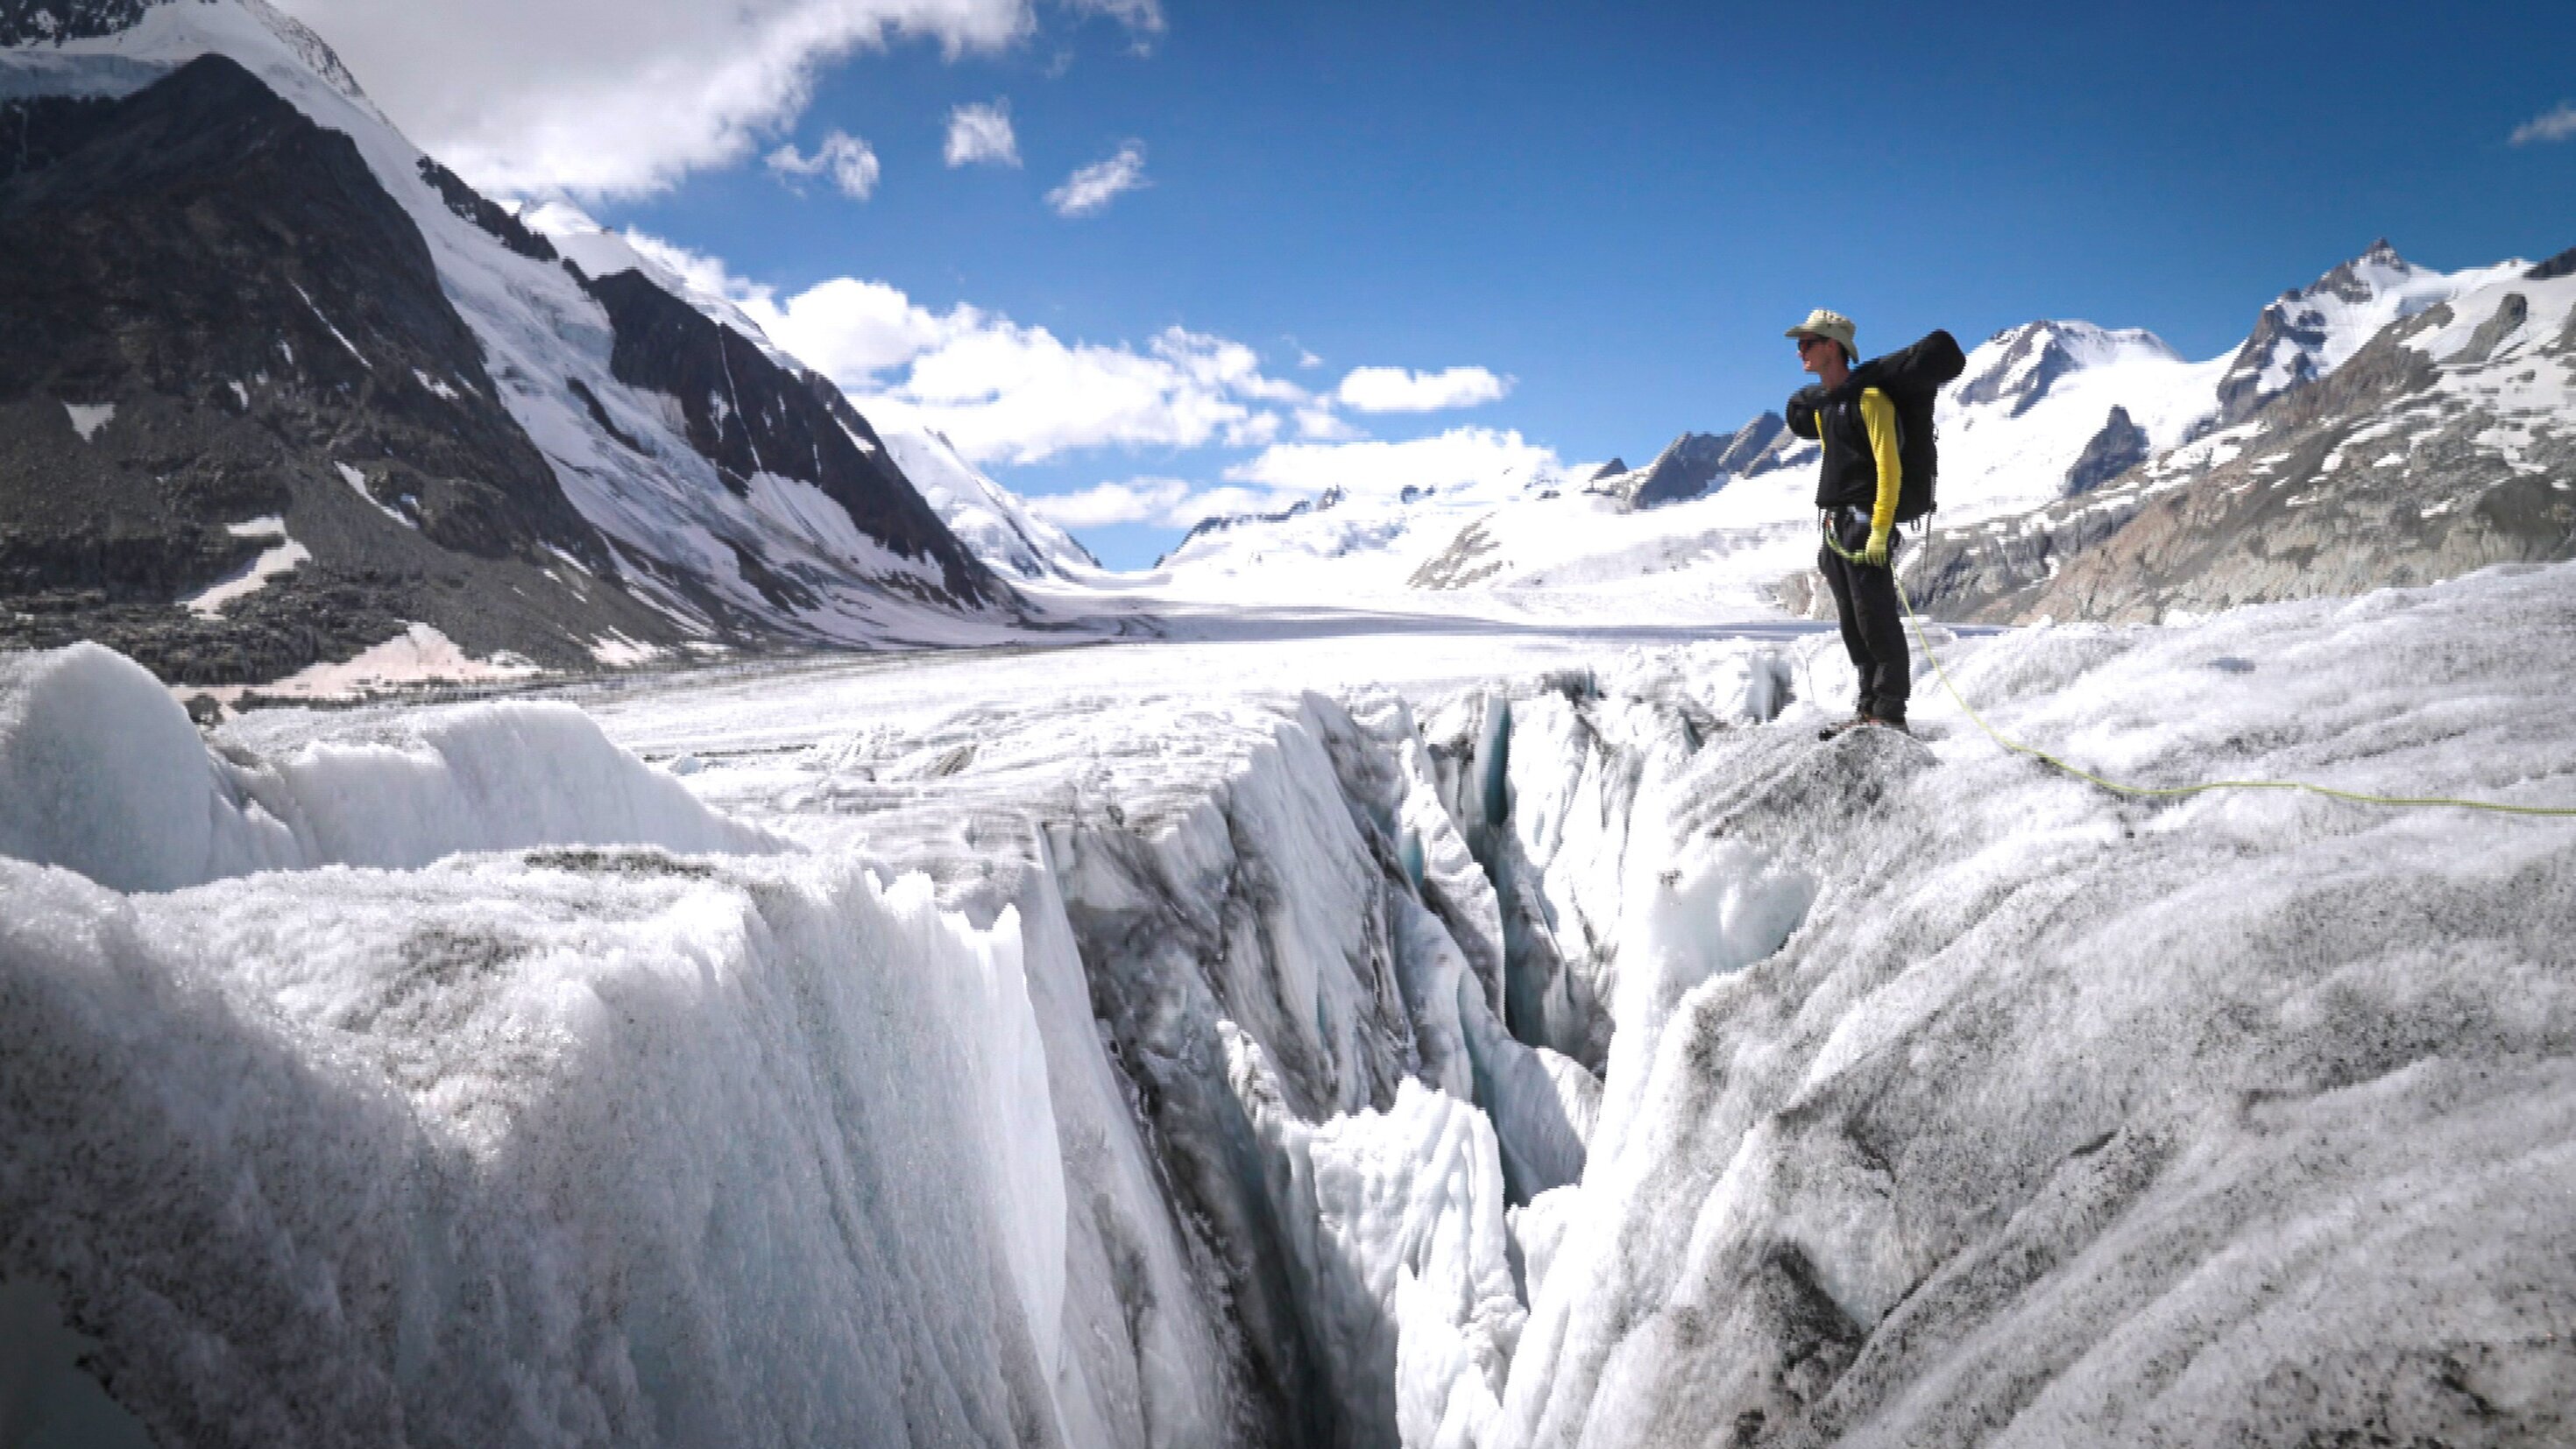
[1817,713,1872,741]
[1868,714,1912,736]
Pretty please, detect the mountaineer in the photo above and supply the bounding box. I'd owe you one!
[1786,307,1911,738]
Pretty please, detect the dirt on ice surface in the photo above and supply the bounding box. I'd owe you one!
[4,568,2574,1448]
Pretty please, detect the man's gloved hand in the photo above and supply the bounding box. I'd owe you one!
[1863,527,1891,567]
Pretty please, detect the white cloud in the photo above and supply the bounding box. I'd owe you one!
[1045,140,1149,216]
[1297,349,1325,370]
[641,238,1308,464]
[1334,364,1512,413]
[1293,406,1362,441]
[890,323,1288,463]
[1021,477,1191,527]
[945,99,1022,166]
[1223,428,1559,500]
[2510,102,2576,145]
[272,0,1154,198]
[767,131,881,198]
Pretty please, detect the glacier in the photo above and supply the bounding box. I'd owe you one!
[6,562,2576,1446]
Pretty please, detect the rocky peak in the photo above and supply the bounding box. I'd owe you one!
[1590,413,1794,511]
[2062,405,2148,495]
[2207,241,2453,430]
[2312,237,2422,304]
[1955,320,2178,418]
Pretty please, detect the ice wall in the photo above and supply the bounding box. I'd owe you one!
[0,848,1072,1447]
[0,643,774,892]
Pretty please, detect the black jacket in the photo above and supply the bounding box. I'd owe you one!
[1787,382,1895,512]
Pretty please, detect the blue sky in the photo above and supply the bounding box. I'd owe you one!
[314,0,2576,569]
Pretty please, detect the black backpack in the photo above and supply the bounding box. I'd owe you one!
[1785,329,1966,523]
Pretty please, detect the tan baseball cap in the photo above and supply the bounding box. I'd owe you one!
[1785,307,1857,358]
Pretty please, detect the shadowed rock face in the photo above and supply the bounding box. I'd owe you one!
[1595,415,1794,511]
[2063,405,2148,496]
[0,53,691,681]
[581,268,1002,609]
[415,155,556,263]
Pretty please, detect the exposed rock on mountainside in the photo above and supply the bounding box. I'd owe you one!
[2062,404,2148,495]
[1,7,1030,684]
[0,0,156,46]
[2208,238,2452,430]
[415,154,556,263]
[1899,265,2576,624]
[1955,321,2178,418]
[1590,416,1794,510]
[1157,488,1350,567]
[2007,291,2575,623]
[580,268,1000,609]
[0,53,675,682]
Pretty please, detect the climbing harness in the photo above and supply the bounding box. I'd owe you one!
[1815,523,2576,817]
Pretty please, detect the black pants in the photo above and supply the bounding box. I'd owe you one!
[1819,510,1909,724]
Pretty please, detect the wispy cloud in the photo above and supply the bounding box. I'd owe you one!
[945,99,1021,167]
[2510,101,2576,145]
[1046,140,1149,216]
[765,131,880,199]
[1334,364,1512,413]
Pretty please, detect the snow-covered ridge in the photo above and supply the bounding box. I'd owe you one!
[2212,237,2526,425]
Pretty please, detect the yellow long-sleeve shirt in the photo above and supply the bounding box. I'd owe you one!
[1858,387,1901,535]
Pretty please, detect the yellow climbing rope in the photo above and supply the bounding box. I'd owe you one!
[1816,526,2576,817]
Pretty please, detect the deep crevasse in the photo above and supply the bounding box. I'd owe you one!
[7,564,2576,1447]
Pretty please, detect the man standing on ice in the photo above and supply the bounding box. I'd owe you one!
[1787,307,1910,738]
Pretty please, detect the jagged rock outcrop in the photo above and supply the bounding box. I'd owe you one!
[2062,404,2149,495]
[415,154,556,263]
[2207,238,2430,430]
[1591,416,1794,511]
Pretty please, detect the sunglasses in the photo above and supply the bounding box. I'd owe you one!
[1795,336,1828,354]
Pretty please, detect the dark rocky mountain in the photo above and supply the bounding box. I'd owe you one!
[1591,415,1794,510]
[0,53,675,682]
[0,0,159,46]
[2062,405,2148,495]
[0,18,1023,686]
[580,267,999,609]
